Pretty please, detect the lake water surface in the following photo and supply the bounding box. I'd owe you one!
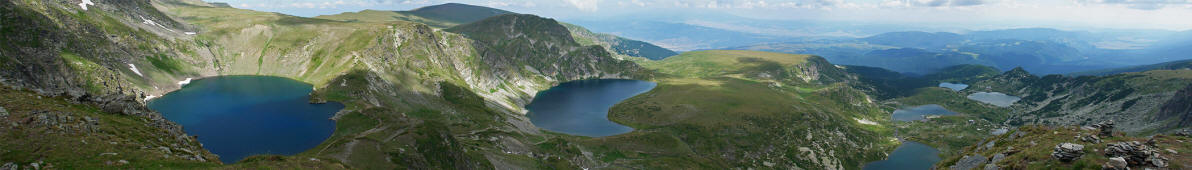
[967,92,1021,107]
[863,141,941,170]
[148,76,343,163]
[526,79,656,137]
[938,83,969,91]
[892,104,957,121]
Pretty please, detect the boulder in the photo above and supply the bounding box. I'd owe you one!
[949,154,988,170]
[1051,143,1085,162]
[0,106,8,117]
[1102,157,1127,170]
[990,153,1006,164]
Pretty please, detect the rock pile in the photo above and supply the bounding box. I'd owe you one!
[1051,143,1084,162]
[1092,120,1115,137]
[1104,141,1168,168]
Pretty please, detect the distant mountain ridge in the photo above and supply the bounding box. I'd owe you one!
[316,3,676,60]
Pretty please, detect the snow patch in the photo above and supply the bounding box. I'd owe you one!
[184,32,197,35]
[78,0,94,10]
[144,95,158,101]
[854,118,878,125]
[127,64,143,76]
[177,78,192,86]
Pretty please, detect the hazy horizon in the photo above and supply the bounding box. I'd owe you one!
[215,0,1192,32]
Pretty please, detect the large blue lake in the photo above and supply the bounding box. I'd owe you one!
[526,79,656,137]
[892,104,957,122]
[148,76,343,163]
[863,141,941,170]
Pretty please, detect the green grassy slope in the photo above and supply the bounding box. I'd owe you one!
[579,50,898,169]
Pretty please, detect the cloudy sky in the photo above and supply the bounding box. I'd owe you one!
[218,0,1192,31]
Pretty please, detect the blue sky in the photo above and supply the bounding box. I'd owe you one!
[215,0,1192,30]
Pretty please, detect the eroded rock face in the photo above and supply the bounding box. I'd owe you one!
[1051,143,1084,162]
[1104,141,1168,168]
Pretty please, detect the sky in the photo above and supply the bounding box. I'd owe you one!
[216,0,1192,31]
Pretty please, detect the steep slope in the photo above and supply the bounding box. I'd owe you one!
[1,0,650,168]
[970,69,1192,133]
[316,3,676,61]
[590,50,895,169]
[563,23,677,60]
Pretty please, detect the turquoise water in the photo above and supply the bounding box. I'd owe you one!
[526,79,656,137]
[938,82,969,91]
[967,92,1021,107]
[892,104,957,121]
[147,76,343,163]
[863,141,942,170]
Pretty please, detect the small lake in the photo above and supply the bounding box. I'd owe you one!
[863,141,942,170]
[938,83,968,91]
[892,104,957,122]
[148,76,344,163]
[526,79,656,137]
[967,92,1021,107]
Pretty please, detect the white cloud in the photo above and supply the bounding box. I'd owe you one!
[566,0,599,11]
[1076,0,1192,10]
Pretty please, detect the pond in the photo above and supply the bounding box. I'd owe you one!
[526,79,656,137]
[863,141,942,170]
[892,104,957,122]
[938,82,968,91]
[967,92,1021,107]
[148,76,343,163]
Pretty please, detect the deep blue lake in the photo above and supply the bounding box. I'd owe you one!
[892,104,957,121]
[147,76,343,163]
[863,141,941,170]
[526,79,656,137]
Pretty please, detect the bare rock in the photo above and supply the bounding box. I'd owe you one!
[950,154,988,170]
[983,164,999,170]
[1102,157,1127,170]
[1052,143,1085,162]
[1079,134,1101,144]
[1105,141,1168,168]
[1093,120,1115,137]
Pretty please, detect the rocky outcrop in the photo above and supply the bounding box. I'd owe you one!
[1051,143,1084,162]
[1103,157,1128,170]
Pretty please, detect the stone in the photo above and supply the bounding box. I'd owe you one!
[1175,129,1192,137]
[0,106,7,117]
[949,154,988,170]
[117,160,129,165]
[983,164,999,170]
[1105,141,1168,168]
[1103,157,1128,170]
[1093,120,1115,137]
[990,153,1006,163]
[1,162,16,170]
[1052,143,1085,162]
[1079,134,1102,144]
